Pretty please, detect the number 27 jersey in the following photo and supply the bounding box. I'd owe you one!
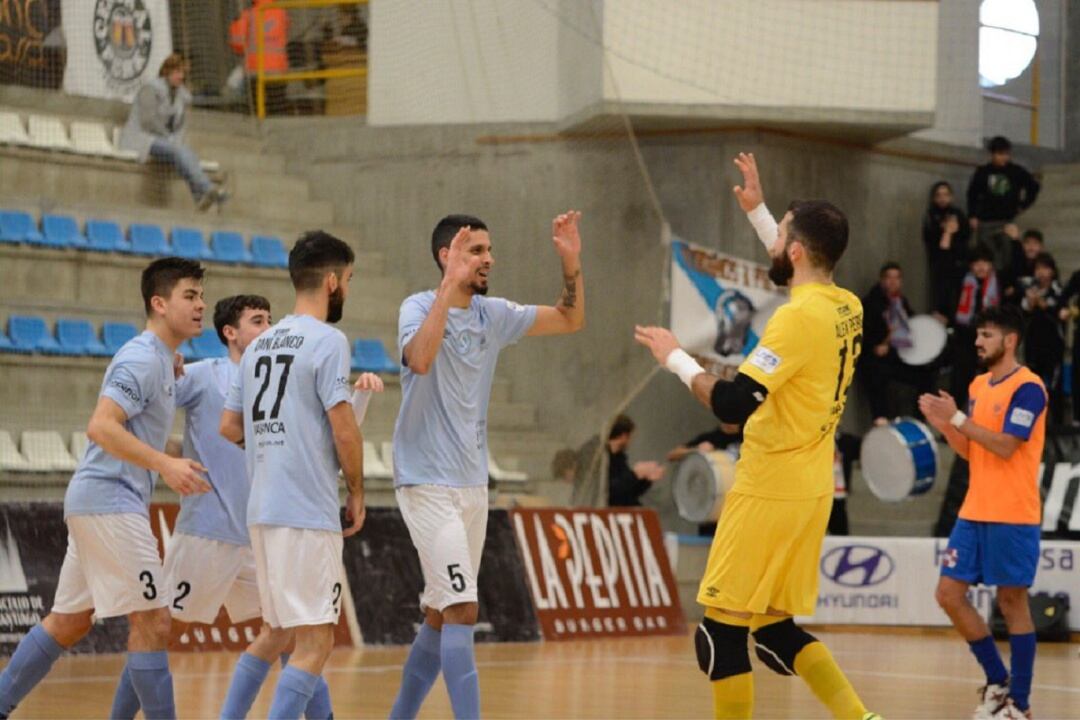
[226,314,353,532]
[735,282,863,500]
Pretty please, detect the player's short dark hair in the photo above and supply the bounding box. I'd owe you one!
[141,257,204,315]
[879,261,902,277]
[970,243,995,264]
[1033,252,1058,276]
[976,305,1025,346]
[988,135,1012,153]
[431,214,488,270]
[786,200,849,272]
[609,414,635,440]
[1023,229,1044,244]
[289,230,355,291]
[214,294,270,345]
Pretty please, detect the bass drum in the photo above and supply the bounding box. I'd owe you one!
[672,449,738,523]
[860,417,939,502]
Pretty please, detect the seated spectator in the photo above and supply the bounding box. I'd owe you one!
[950,245,1001,409]
[966,135,1040,274]
[1021,252,1065,423]
[606,414,664,507]
[922,181,969,318]
[667,423,741,462]
[857,262,935,426]
[1004,229,1045,302]
[119,54,227,211]
[230,0,290,113]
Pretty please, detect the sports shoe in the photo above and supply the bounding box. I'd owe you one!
[861,713,884,720]
[991,698,1032,719]
[974,683,1009,719]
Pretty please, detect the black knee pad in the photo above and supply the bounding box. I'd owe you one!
[751,619,816,676]
[694,617,752,681]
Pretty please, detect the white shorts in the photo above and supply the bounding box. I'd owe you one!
[396,485,489,612]
[52,513,169,619]
[250,525,344,629]
[163,532,262,625]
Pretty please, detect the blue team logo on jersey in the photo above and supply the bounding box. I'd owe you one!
[821,545,895,588]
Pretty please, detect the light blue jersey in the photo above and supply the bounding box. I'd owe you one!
[174,358,250,545]
[65,331,177,517]
[393,291,537,488]
[225,314,353,532]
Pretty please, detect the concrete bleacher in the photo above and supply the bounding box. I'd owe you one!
[0,89,559,501]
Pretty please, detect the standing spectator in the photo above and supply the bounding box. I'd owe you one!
[857,262,935,425]
[606,415,664,507]
[230,0,290,114]
[1022,253,1065,424]
[951,245,1001,409]
[1004,229,1045,302]
[829,432,862,536]
[966,136,1040,274]
[119,54,227,211]
[923,181,969,318]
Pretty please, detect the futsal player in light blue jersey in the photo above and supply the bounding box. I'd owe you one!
[389,212,585,719]
[221,231,366,720]
[0,258,211,720]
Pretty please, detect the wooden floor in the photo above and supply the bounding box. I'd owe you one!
[7,629,1080,719]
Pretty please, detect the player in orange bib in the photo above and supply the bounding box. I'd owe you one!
[920,305,1046,720]
[636,153,878,720]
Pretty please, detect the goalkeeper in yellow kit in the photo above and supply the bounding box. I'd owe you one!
[636,153,880,720]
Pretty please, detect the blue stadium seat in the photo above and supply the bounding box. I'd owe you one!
[102,322,138,355]
[0,210,44,244]
[251,235,288,268]
[86,220,129,253]
[171,227,211,260]
[56,319,110,357]
[210,231,252,264]
[351,339,400,374]
[189,329,227,360]
[42,214,88,248]
[129,223,169,256]
[0,328,22,354]
[8,315,63,354]
[178,339,195,360]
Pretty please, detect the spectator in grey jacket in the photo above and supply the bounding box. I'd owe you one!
[120,54,227,211]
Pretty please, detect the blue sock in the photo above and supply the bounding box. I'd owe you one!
[0,624,64,716]
[968,635,1009,686]
[440,625,479,720]
[1009,632,1036,711]
[127,650,175,720]
[111,663,142,719]
[268,666,319,720]
[220,653,272,719]
[304,676,333,720]
[389,624,442,719]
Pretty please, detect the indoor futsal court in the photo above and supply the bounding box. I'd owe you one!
[2,1,1080,719]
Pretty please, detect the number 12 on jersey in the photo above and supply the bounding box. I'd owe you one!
[834,334,862,401]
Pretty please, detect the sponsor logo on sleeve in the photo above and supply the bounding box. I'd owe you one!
[1010,407,1035,428]
[505,300,526,313]
[747,346,781,375]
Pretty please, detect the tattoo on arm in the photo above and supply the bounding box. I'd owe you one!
[559,270,581,309]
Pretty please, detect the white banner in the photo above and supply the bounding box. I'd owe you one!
[797,536,1080,630]
[62,0,173,102]
[670,239,786,374]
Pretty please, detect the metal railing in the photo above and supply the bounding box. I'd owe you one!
[254,0,369,119]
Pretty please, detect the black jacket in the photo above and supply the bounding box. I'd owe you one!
[966,162,1040,222]
[860,284,914,356]
[607,449,650,507]
[922,204,969,268]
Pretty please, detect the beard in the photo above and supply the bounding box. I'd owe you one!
[326,285,345,324]
[768,250,795,287]
[469,280,489,296]
[977,346,1004,368]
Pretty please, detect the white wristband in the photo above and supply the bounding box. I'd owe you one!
[747,203,778,252]
[351,390,372,427]
[950,410,967,429]
[665,349,705,388]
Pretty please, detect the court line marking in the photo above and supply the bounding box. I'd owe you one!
[35,654,1080,695]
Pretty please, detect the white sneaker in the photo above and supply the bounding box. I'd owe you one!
[974,683,1009,719]
[991,698,1031,720]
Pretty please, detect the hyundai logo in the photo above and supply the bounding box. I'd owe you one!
[820,545,895,588]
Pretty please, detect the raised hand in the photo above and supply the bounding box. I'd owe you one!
[442,225,479,290]
[634,325,682,365]
[733,152,765,212]
[353,373,385,393]
[552,210,582,260]
[160,456,211,496]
